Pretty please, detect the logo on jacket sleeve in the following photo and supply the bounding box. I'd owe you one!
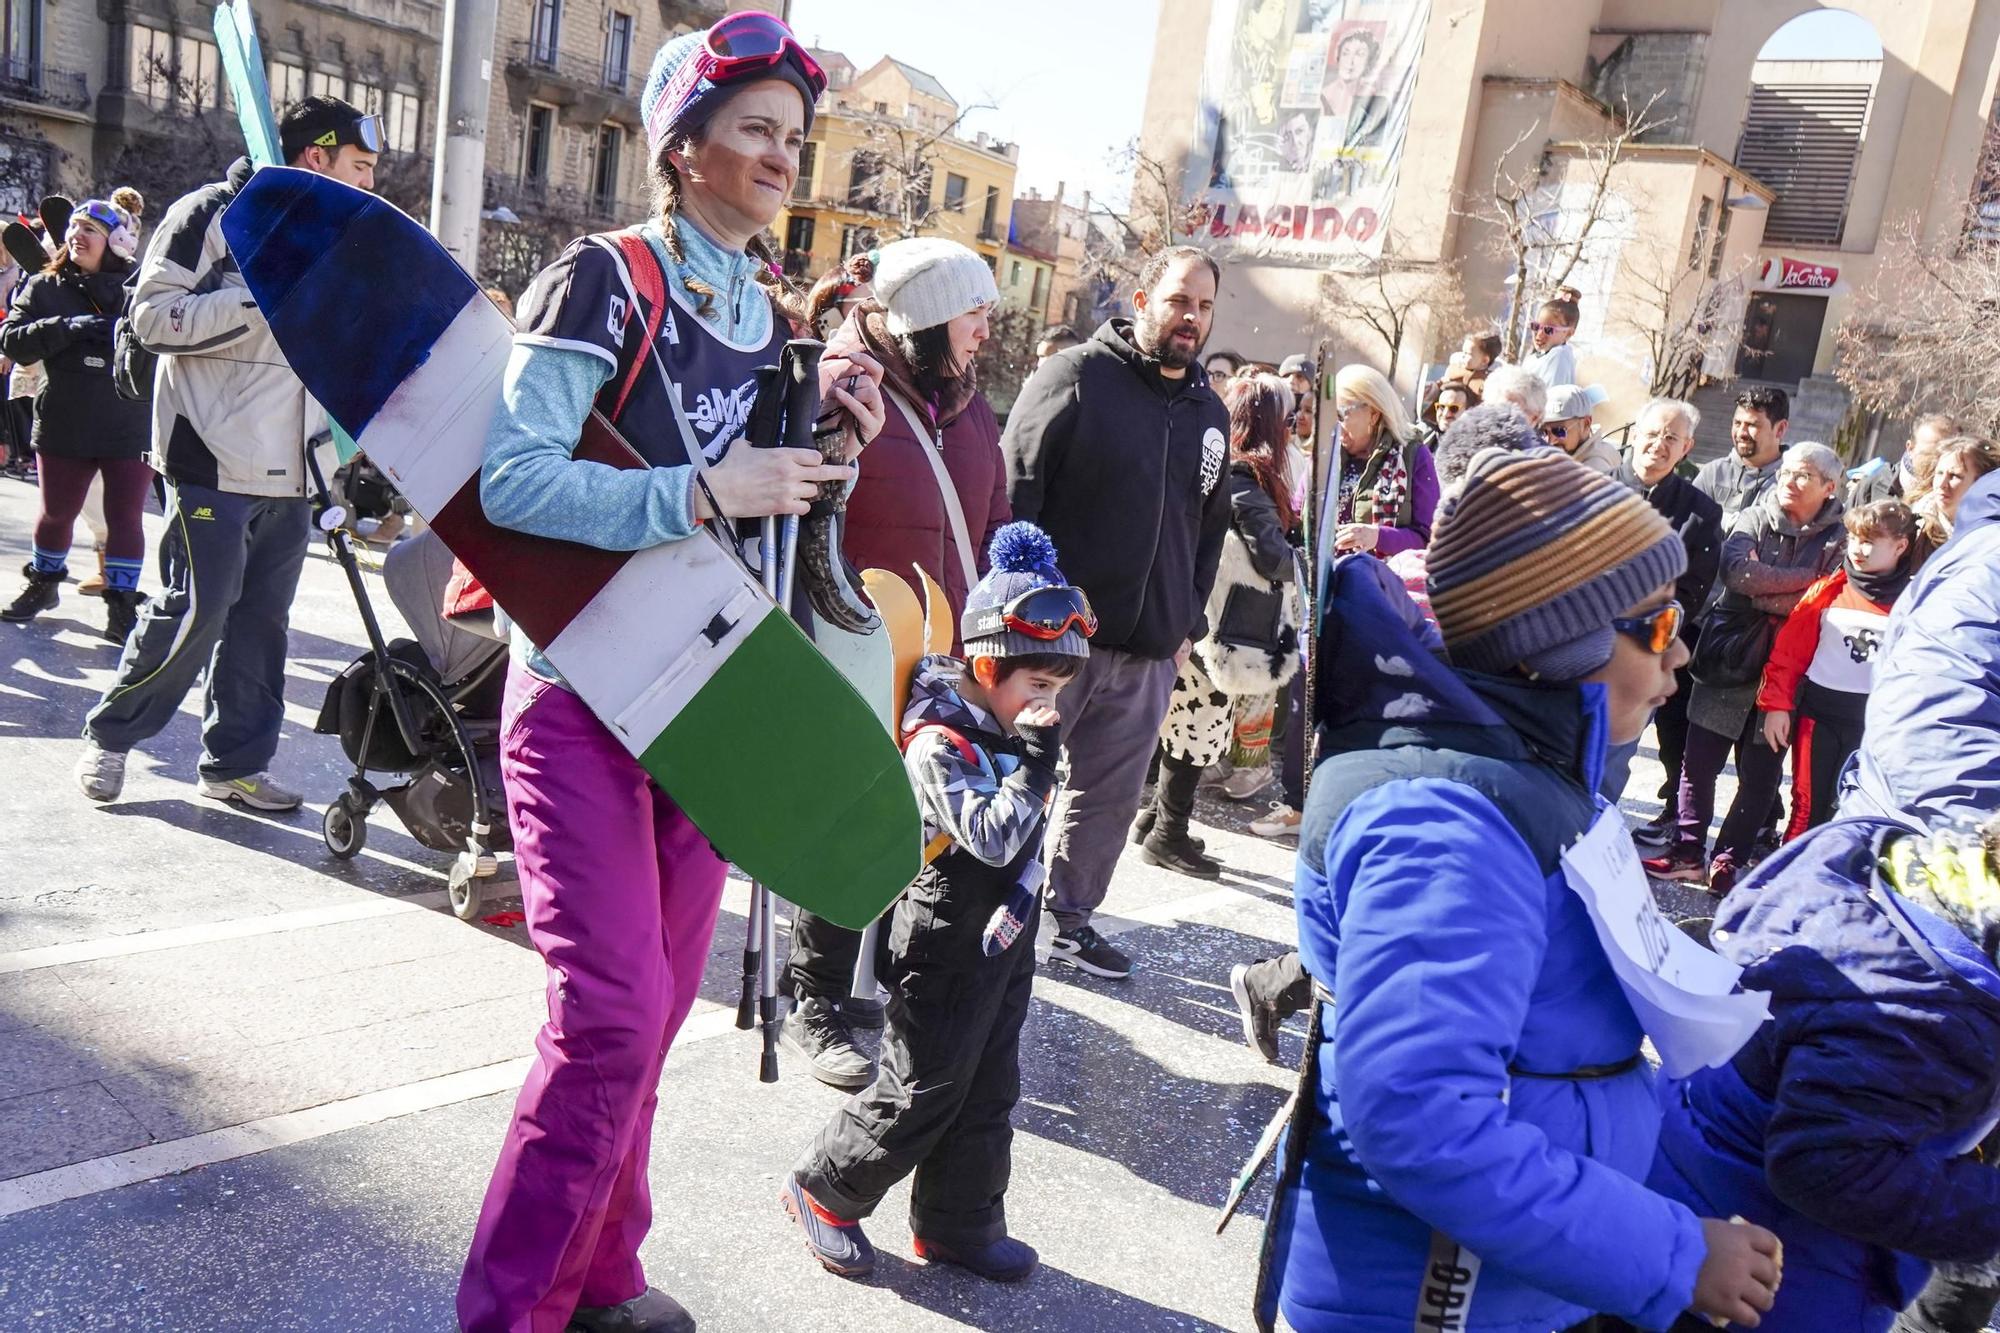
[1414,1231,1481,1331]
[1199,426,1226,496]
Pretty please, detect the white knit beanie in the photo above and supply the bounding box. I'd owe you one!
[872,237,998,336]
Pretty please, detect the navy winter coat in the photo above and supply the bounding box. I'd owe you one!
[1266,555,1704,1333]
[1843,470,2000,831]
[1646,817,2000,1332]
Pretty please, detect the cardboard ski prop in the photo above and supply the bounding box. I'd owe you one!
[221,169,920,925]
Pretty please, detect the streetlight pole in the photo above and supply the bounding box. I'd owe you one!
[429,0,499,273]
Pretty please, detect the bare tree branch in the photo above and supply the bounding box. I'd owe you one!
[1316,243,1465,378]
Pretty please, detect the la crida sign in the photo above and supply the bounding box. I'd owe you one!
[1184,0,1432,268]
[1757,255,1840,291]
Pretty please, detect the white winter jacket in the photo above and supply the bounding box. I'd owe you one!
[132,157,323,497]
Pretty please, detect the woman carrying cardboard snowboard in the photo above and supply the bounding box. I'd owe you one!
[456,16,886,1333]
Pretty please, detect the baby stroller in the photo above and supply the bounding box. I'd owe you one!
[306,446,511,920]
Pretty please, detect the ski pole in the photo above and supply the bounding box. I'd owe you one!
[736,882,762,1031]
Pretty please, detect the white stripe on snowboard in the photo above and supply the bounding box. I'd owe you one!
[543,528,774,755]
[358,296,514,518]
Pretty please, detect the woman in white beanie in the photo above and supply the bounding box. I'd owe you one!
[784,236,1014,1089]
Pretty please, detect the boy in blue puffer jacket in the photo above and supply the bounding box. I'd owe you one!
[1265,446,1782,1332]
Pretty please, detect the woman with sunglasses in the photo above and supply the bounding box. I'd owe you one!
[457,15,884,1333]
[1263,446,1783,1332]
[1327,363,1437,560]
[0,199,151,642]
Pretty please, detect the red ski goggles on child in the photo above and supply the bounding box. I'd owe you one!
[966,586,1098,642]
[700,12,826,97]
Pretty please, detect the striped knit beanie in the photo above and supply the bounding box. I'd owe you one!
[1427,446,1686,681]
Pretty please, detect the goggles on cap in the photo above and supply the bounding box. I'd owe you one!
[966,586,1097,643]
[703,11,826,94]
[1611,599,1683,655]
[73,200,125,235]
[311,113,384,155]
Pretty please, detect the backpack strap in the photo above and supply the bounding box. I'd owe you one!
[605,229,669,423]
[904,722,982,867]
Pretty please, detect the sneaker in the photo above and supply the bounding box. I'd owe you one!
[1229,963,1282,1063]
[74,744,126,802]
[1249,802,1302,839]
[1047,925,1133,980]
[783,998,874,1090]
[197,772,304,812]
[1197,760,1234,790]
[1641,845,1708,883]
[0,563,61,622]
[1139,829,1223,880]
[781,1173,875,1278]
[1706,853,1742,898]
[1630,814,1674,852]
[912,1233,1039,1283]
[566,1287,695,1333]
[1129,807,1204,853]
[1221,764,1273,802]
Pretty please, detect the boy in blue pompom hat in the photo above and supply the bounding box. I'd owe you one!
[784,522,1091,1284]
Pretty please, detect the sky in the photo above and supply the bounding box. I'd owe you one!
[1756,9,1886,61]
[785,0,1162,209]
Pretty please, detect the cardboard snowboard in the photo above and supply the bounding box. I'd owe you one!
[221,168,920,926]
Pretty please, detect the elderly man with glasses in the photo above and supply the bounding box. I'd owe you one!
[1604,398,1723,817]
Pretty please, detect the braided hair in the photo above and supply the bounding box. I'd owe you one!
[650,135,807,327]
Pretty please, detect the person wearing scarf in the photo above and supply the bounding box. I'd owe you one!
[784,237,1010,1092]
[1755,498,1919,840]
[1324,363,1437,564]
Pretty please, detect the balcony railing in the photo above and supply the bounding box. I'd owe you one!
[507,39,633,96]
[0,56,89,111]
[486,174,649,224]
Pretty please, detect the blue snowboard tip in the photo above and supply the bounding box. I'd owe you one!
[223,168,478,438]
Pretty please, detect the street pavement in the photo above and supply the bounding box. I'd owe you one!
[0,473,1725,1332]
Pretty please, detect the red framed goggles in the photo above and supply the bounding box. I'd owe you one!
[702,12,826,96]
[968,586,1097,643]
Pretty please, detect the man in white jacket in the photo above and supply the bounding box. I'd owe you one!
[77,96,379,806]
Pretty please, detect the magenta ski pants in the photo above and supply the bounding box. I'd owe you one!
[458,666,728,1333]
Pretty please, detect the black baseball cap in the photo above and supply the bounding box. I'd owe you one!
[279,95,381,164]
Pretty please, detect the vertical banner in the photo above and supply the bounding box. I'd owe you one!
[1189,0,1431,267]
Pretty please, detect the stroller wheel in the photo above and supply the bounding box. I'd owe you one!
[448,853,482,921]
[323,797,367,860]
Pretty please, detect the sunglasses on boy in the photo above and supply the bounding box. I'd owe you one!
[703,11,827,96]
[1611,600,1683,655]
[966,586,1098,642]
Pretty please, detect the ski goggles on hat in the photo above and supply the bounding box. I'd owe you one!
[702,11,826,96]
[1611,599,1683,655]
[312,113,384,154]
[968,586,1098,642]
[72,200,124,234]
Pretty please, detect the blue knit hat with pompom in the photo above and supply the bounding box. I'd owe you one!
[960,522,1092,662]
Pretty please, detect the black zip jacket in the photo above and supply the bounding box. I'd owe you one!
[0,261,150,460]
[1001,319,1232,659]
[1618,461,1724,633]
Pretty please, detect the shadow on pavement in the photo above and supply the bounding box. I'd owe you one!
[869,1250,1238,1331]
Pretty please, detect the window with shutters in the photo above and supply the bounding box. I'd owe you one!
[1735,82,1873,247]
[794,141,817,199]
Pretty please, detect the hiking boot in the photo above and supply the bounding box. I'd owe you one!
[197,772,304,812]
[1631,813,1674,851]
[74,743,126,802]
[1706,853,1743,898]
[1047,925,1133,980]
[1641,845,1708,883]
[1221,764,1272,802]
[1,563,61,622]
[1140,829,1223,880]
[839,993,886,1031]
[783,998,873,1090]
[1129,806,1203,853]
[781,1173,875,1278]
[1249,802,1302,839]
[566,1287,695,1333]
[912,1233,1039,1283]
[76,545,106,597]
[102,589,142,645]
[1229,963,1282,1063]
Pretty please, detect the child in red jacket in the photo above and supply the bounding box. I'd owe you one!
[1758,499,1916,838]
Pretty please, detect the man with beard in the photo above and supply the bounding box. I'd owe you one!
[1696,385,1790,526]
[1002,246,1232,980]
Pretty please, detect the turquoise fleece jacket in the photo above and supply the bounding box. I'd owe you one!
[480,216,775,682]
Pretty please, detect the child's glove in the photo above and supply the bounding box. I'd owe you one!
[982,859,1045,957]
[1014,719,1060,775]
